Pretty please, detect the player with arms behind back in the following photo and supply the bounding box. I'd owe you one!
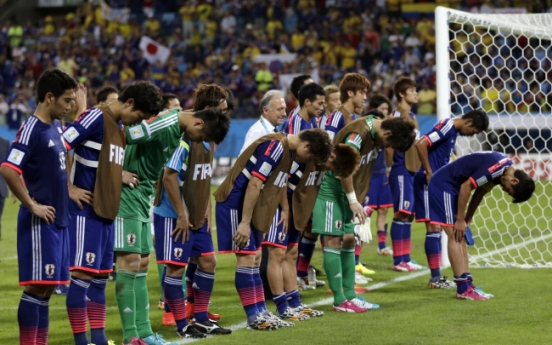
[0,68,77,345]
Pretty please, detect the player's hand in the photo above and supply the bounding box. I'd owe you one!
[425,170,433,184]
[233,222,251,248]
[68,184,93,210]
[11,191,18,204]
[204,207,212,233]
[349,201,365,225]
[30,201,56,225]
[454,219,467,243]
[75,84,87,113]
[171,215,192,244]
[277,208,289,235]
[122,171,140,189]
[384,171,390,185]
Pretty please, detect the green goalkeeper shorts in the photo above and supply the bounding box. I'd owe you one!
[114,217,153,254]
[311,197,355,237]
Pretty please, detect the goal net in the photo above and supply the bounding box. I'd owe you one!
[435,7,552,268]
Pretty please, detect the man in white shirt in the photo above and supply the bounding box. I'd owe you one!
[240,90,287,154]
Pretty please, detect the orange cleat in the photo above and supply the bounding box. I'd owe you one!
[186,301,221,320]
[208,311,221,320]
[162,311,176,327]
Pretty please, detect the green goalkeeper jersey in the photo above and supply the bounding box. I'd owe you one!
[118,109,182,222]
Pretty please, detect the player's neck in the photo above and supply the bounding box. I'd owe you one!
[342,101,355,115]
[179,110,195,132]
[298,107,311,121]
[34,103,54,124]
[372,119,385,145]
[452,117,463,130]
[106,102,122,122]
[287,135,300,151]
[398,100,412,112]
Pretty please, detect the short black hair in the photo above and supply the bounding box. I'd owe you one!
[462,109,489,131]
[223,87,235,114]
[331,143,360,178]
[364,109,384,119]
[97,86,119,103]
[193,108,231,144]
[298,83,326,107]
[162,93,179,109]
[290,74,312,99]
[119,81,164,118]
[36,68,78,103]
[298,128,333,164]
[369,93,391,111]
[381,117,416,152]
[511,169,535,203]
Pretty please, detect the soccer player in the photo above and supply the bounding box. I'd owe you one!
[288,74,314,119]
[0,68,77,345]
[214,129,332,329]
[96,86,119,106]
[263,83,327,320]
[415,110,489,288]
[385,77,424,272]
[320,85,341,129]
[64,81,163,345]
[363,94,393,260]
[428,151,534,299]
[114,107,230,345]
[313,114,416,312]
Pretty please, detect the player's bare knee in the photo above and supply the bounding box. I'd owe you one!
[197,254,216,272]
[427,223,441,233]
[71,269,95,280]
[395,212,411,222]
[139,254,150,271]
[343,233,355,247]
[236,253,256,267]
[254,250,262,266]
[324,235,342,249]
[268,246,285,264]
[166,264,185,277]
[285,246,298,262]
[117,252,141,272]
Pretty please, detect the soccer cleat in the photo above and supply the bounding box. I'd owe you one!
[406,261,427,270]
[279,307,310,321]
[350,296,380,310]
[108,341,116,345]
[157,301,164,310]
[247,315,279,330]
[332,300,367,313]
[429,277,456,289]
[293,304,324,317]
[354,285,369,294]
[377,247,394,256]
[297,277,316,290]
[162,311,176,326]
[123,337,147,345]
[141,333,178,345]
[355,264,376,276]
[456,286,489,300]
[474,286,494,298]
[54,284,69,295]
[176,324,207,339]
[355,272,370,285]
[186,301,221,321]
[267,311,294,327]
[392,262,416,272]
[208,311,221,320]
[192,320,231,335]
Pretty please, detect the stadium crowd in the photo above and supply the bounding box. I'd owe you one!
[0,0,550,127]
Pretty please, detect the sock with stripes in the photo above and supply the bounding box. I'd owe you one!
[402,221,413,263]
[454,273,470,294]
[341,246,357,301]
[297,237,316,278]
[252,267,269,315]
[164,275,188,331]
[115,270,139,343]
[426,232,442,281]
[157,263,165,303]
[185,261,197,304]
[66,277,91,345]
[377,223,388,250]
[273,293,288,315]
[193,269,215,323]
[36,297,49,345]
[354,245,362,265]
[286,289,301,308]
[467,273,474,287]
[235,266,257,324]
[19,292,41,345]
[135,270,154,338]
[390,219,404,265]
[323,247,346,306]
[87,276,108,345]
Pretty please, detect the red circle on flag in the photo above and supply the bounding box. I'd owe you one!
[146,43,158,55]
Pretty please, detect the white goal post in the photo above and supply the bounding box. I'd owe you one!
[435,7,552,268]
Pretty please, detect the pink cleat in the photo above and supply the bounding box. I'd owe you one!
[392,262,416,272]
[332,300,368,313]
[123,337,148,345]
[456,286,489,300]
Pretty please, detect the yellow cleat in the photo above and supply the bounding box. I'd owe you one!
[355,264,376,275]
[108,341,116,345]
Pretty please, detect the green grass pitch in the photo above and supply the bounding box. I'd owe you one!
[0,185,551,345]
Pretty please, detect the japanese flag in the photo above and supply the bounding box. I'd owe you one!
[139,36,171,64]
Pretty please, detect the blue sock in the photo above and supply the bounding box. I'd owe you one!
[390,219,404,266]
[193,269,215,323]
[354,254,360,265]
[37,296,50,344]
[425,232,442,280]
[297,237,316,278]
[66,277,91,345]
[19,292,41,344]
[467,272,474,287]
[286,289,301,308]
[377,224,388,250]
[454,273,469,294]
[252,267,268,315]
[401,221,412,263]
[273,293,288,315]
[164,275,188,331]
[88,276,108,345]
[235,266,258,323]
[161,266,171,313]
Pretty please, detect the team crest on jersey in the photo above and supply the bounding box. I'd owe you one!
[335,220,342,229]
[476,176,488,186]
[7,149,25,165]
[404,201,410,209]
[278,231,286,242]
[174,248,183,259]
[45,264,55,277]
[127,234,136,245]
[86,252,96,265]
[428,132,440,143]
[63,127,80,143]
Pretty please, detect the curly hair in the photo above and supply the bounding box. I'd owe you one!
[330,143,360,178]
[119,81,164,117]
[298,128,333,164]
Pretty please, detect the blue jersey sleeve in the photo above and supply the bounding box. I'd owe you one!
[325,111,344,140]
[424,118,456,147]
[1,117,39,174]
[62,108,104,150]
[251,140,284,182]
[469,155,512,189]
[166,139,190,172]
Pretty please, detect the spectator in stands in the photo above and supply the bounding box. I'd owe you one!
[417,82,437,115]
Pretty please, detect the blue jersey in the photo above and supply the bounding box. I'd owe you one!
[2,116,69,227]
[371,148,386,176]
[281,112,314,135]
[391,109,416,170]
[432,152,512,192]
[325,110,357,140]
[63,108,113,219]
[420,118,458,173]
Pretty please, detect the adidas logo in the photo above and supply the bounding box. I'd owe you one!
[192,283,200,290]
[185,277,191,282]
[123,307,133,313]
[334,273,342,279]
[163,147,169,152]
[48,140,55,147]
[299,254,305,257]
[146,304,150,310]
